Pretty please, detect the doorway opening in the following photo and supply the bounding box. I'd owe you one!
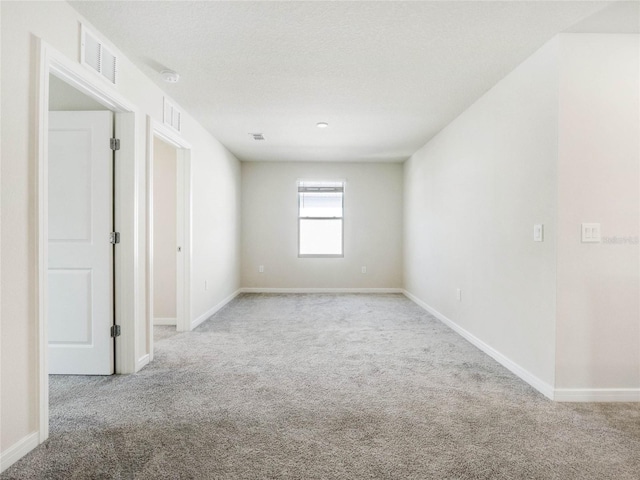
[47,74,116,375]
[152,137,179,333]
[145,118,192,361]
[37,41,138,444]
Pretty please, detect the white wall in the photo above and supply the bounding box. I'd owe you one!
[555,34,639,392]
[404,39,560,389]
[1,0,241,460]
[242,162,403,289]
[191,133,241,322]
[404,33,640,398]
[153,138,177,322]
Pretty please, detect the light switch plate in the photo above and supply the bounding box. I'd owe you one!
[581,223,601,243]
[534,224,544,242]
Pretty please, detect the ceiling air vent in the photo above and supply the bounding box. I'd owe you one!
[250,133,265,141]
[81,25,117,85]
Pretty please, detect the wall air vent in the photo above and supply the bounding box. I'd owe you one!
[163,97,182,132]
[80,25,117,85]
[250,133,265,141]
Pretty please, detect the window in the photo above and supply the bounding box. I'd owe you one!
[298,181,344,257]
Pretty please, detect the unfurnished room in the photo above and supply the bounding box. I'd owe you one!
[0,1,639,478]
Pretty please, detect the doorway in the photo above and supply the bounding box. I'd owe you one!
[48,74,115,375]
[146,118,192,362]
[152,137,179,330]
[37,42,138,443]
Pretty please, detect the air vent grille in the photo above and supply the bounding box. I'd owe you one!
[83,32,101,72]
[163,97,182,132]
[250,133,265,141]
[81,25,117,85]
[101,48,117,84]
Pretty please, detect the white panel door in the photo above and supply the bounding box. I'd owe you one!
[48,111,114,375]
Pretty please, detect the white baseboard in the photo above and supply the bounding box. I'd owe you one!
[240,287,403,294]
[0,431,39,473]
[191,289,242,330]
[403,289,555,400]
[154,317,177,326]
[554,388,640,402]
[135,353,150,372]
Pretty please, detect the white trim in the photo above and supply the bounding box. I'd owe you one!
[0,432,39,473]
[191,289,242,330]
[403,290,555,400]
[114,112,138,375]
[136,353,150,371]
[554,389,640,402]
[35,37,50,444]
[50,47,133,114]
[154,317,177,326]
[36,39,140,452]
[145,117,155,361]
[152,118,192,150]
[241,288,403,294]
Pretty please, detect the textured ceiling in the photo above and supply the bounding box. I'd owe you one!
[70,1,621,163]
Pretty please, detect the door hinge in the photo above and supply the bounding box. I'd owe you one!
[110,138,120,151]
[111,325,121,338]
[110,232,120,244]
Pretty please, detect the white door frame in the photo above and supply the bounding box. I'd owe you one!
[36,39,139,443]
[146,117,192,361]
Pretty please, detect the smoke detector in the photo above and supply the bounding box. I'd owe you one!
[161,69,180,83]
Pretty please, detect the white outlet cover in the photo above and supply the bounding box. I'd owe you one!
[581,223,601,243]
[534,224,544,242]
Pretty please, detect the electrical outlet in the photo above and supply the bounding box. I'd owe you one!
[258,265,264,273]
[361,266,367,274]
[456,288,462,302]
[581,223,601,243]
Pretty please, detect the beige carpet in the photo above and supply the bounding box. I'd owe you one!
[2,293,639,479]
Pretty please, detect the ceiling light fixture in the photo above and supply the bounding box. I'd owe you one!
[316,122,329,128]
[161,69,180,83]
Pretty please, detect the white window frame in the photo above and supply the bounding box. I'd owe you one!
[297,181,345,258]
